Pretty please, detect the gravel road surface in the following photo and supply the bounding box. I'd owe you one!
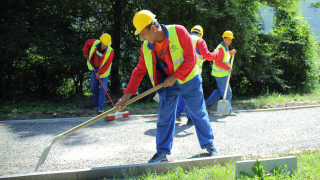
[1,107,319,176]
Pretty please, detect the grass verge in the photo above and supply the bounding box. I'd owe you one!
[117,150,320,180]
[0,89,319,120]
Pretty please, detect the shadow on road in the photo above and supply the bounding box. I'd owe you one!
[144,122,196,138]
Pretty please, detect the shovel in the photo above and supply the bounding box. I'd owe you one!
[35,83,164,171]
[217,54,235,116]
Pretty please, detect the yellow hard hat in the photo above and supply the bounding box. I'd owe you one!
[191,25,203,38]
[133,10,156,35]
[222,31,234,39]
[100,33,111,46]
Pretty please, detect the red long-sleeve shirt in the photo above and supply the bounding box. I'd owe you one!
[124,25,197,95]
[195,37,220,61]
[82,39,114,75]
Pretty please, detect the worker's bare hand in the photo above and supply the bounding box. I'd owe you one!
[231,49,236,54]
[84,54,89,61]
[163,76,177,87]
[116,93,132,110]
[95,73,100,79]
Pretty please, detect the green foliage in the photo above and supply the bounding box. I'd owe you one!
[311,1,320,8]
[268,2,320,93]
[252,160,265,179]
[1,0,319,101]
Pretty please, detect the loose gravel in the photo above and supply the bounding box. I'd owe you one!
[0,107,319,176]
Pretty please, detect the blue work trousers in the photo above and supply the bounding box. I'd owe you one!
[205,76,232,112]
[90,66,109,108]
[157,74,215,155]
[176,95,191,119]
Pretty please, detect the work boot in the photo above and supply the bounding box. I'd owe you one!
[206,147,219,156]
[186,118,193,125]
[98,107,104,113]
[148,152,168,163]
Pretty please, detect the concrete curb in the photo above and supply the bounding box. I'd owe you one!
[0,155,242,180]
[1,104,319,123]
[234,104,320,113]
[134,104,320,117]
[127,104,320,118]
[235,156,297,179]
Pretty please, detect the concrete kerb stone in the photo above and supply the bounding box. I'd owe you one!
[1,104,318,123]
[235,156,297,179]
[0,155,241,180]
[234,104,320,113]
[131,104,320,118]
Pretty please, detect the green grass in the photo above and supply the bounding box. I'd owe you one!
[125,101,159,110]
[1,88,319,115]
[0,99,81,114]
[233,89,320,109]
[116,150,320,180]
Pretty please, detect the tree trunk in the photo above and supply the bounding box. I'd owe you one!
[110,0,122,95]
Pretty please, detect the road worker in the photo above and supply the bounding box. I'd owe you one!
[116,10,219,163]
[83,33,114,113]
[205,31,236,115]
[176,25,220,125]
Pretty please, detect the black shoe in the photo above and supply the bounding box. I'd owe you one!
[148,152,167,163]
[187,118,193,125]
[206,147,219,156]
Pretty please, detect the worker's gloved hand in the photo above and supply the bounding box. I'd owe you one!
[163,76,177,87]
[116,93,132,110]
[231,49,236,54]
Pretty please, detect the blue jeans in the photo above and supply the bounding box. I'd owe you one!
[205,76,232,112]
[176,94,191,119]
[157,75,215,155]
[90,67,109,108]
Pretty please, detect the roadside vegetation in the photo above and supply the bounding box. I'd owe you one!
[0,88,319,120]
[117,150,320,180]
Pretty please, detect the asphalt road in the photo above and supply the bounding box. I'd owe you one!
[1,107,319,176]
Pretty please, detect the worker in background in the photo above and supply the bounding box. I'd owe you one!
[116,10,219,163]
[176,25,220,125]
[205,31,236,115]
[83,33,114,113]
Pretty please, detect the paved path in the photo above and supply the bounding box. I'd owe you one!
[0,107,319,176]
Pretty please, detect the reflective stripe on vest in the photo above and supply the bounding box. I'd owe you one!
[211,43,230,77]
[191,35,205,74]
[143,25,199,86]
[87,40,113,78]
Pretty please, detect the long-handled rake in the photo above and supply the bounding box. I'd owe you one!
[35,83,164,171]
[217,54,235,116]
